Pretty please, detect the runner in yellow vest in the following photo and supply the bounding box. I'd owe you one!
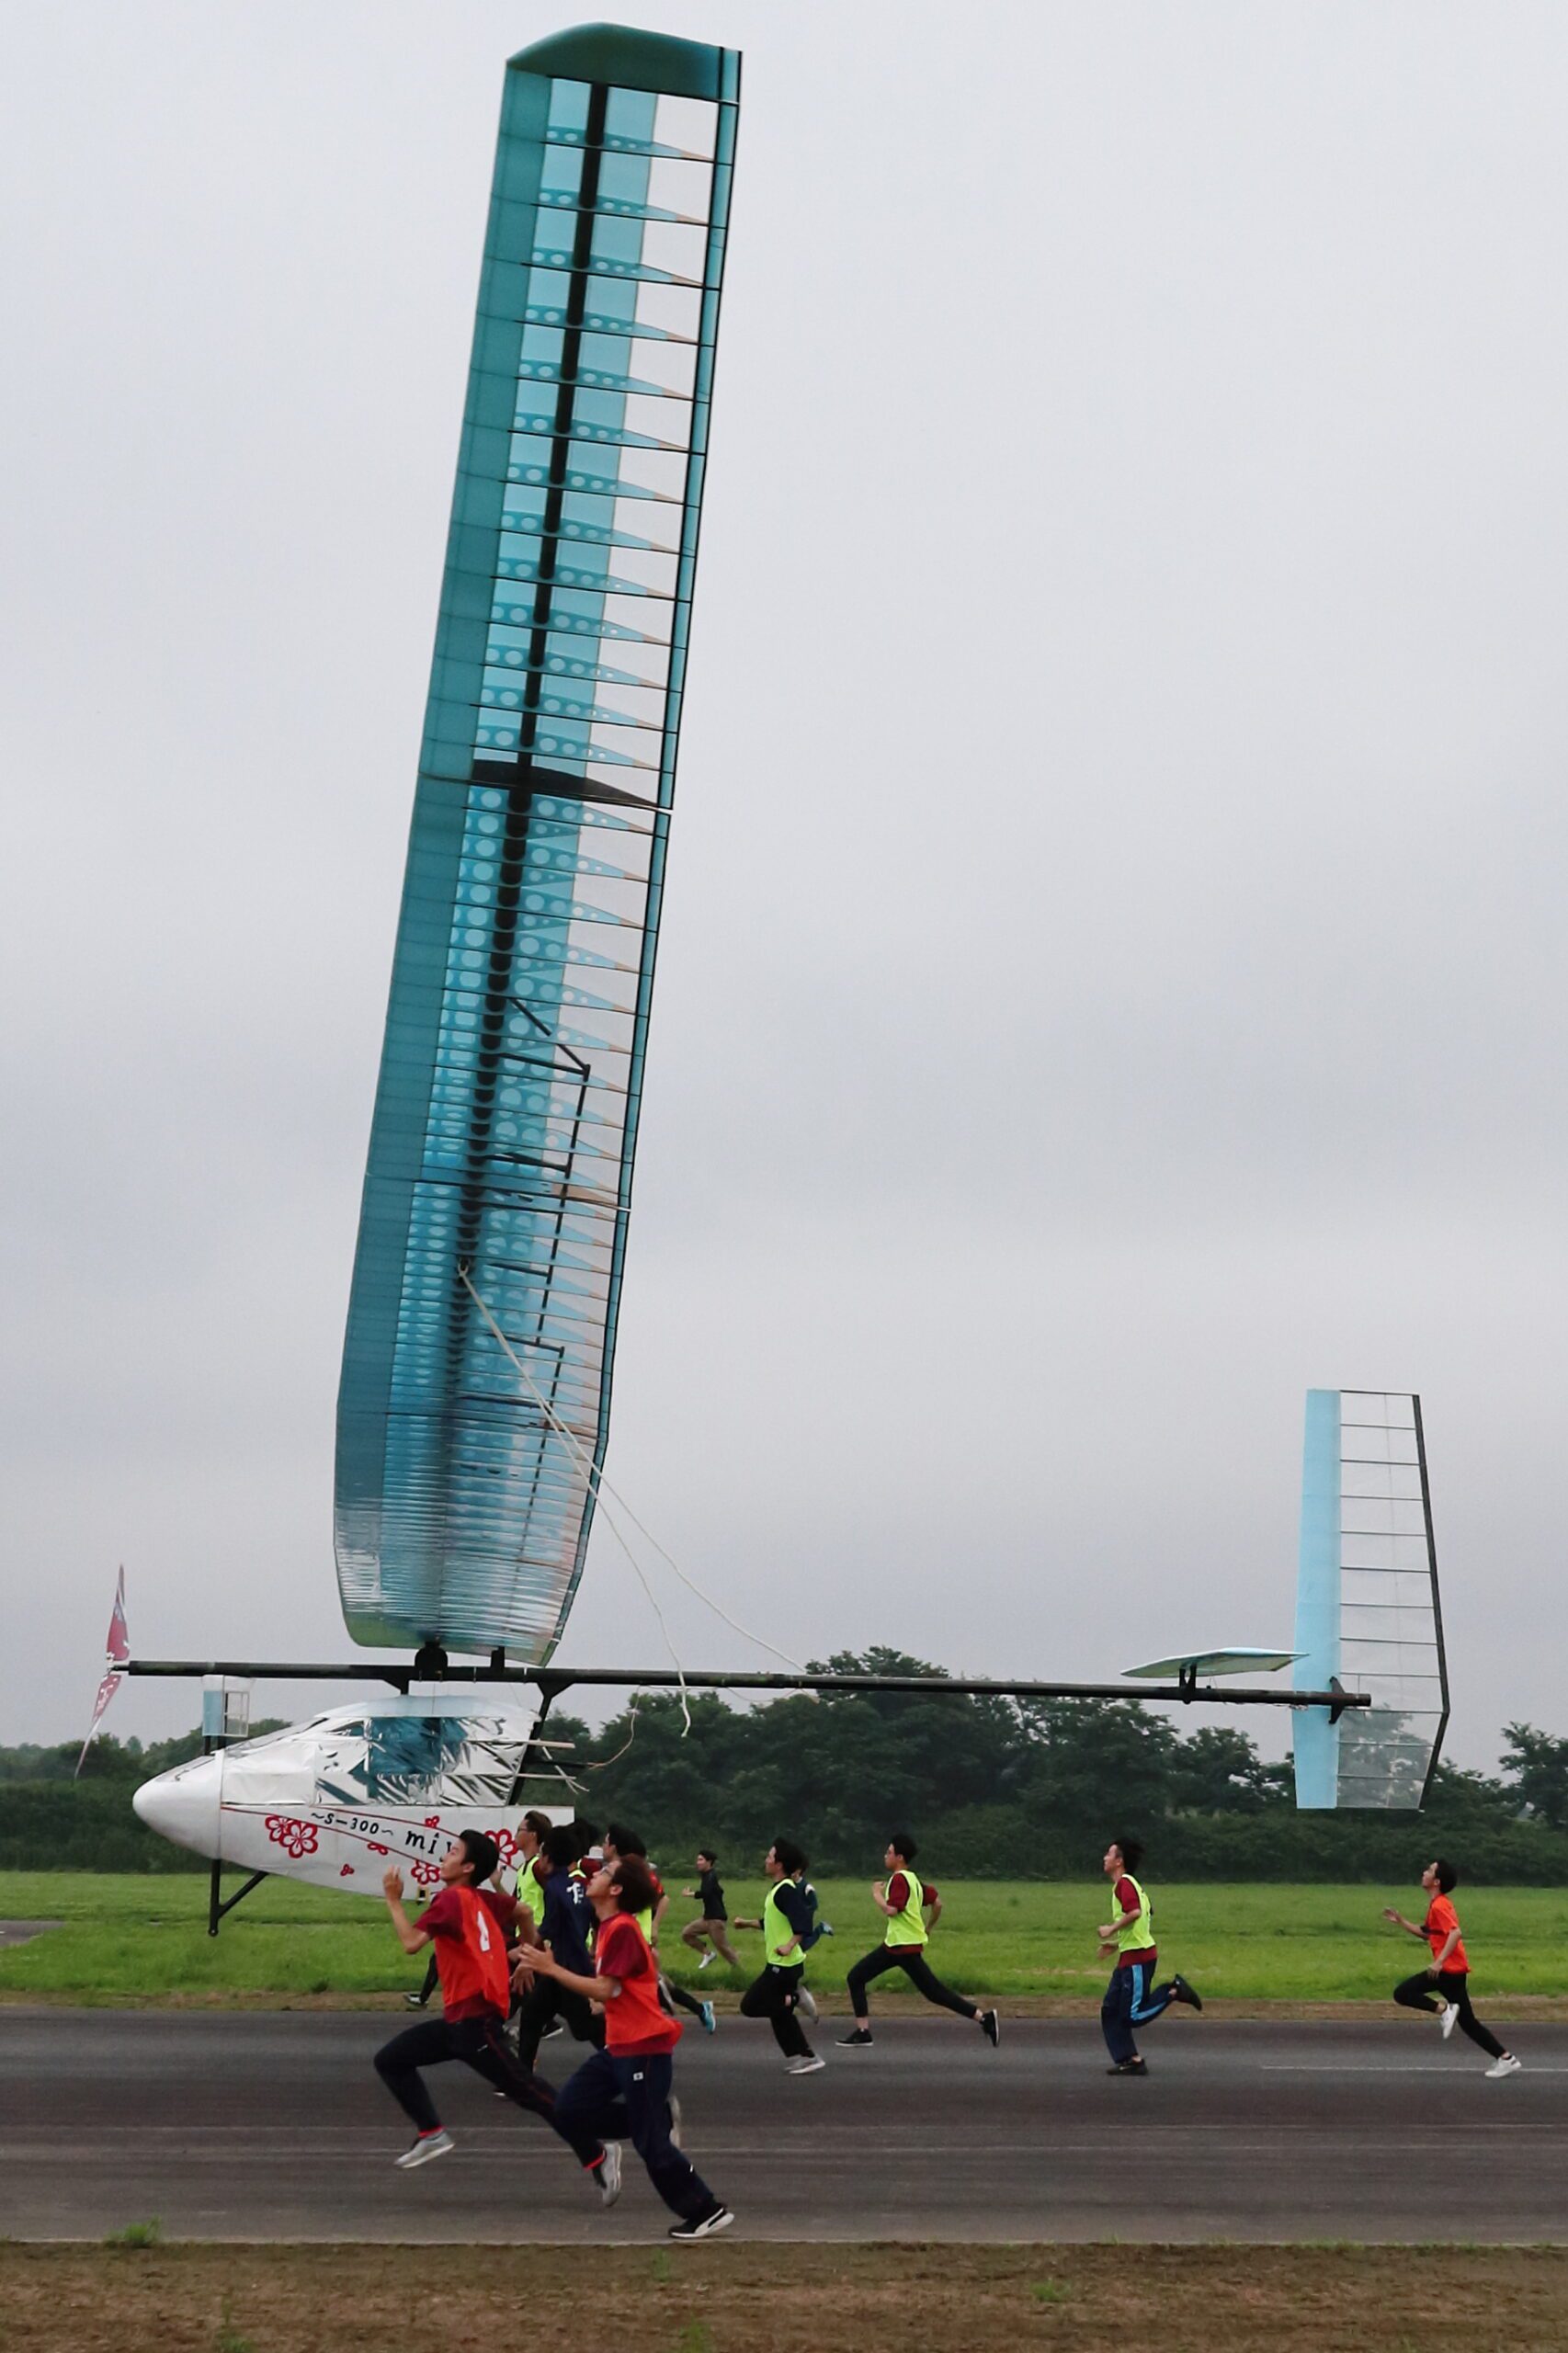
[512,1809,552,1940]
[733,1837,824,2074]
[837,1833,999,2048]
[1097,1835,1201,2075]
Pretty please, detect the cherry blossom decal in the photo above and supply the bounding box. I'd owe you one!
[264,1815,320,1860]
[410,1859,441,1887]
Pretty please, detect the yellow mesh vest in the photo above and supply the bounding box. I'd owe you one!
[764,1879,800,1966]
[883,1868,928,1948]
[1115,1872,1154,1953]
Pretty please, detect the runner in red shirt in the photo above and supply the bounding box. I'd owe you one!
[518,1853,733,2242]
[1384,1858,1520,2077]
[372,1827,622,2198]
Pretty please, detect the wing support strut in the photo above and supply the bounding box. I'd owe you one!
[126,1659,1369,1711]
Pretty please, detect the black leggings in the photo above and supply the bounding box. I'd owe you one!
[1393,1970,1506,2060]
[660,1972,708,2018]
[372,2013,605,2165]
[514,1978,605,2070]
[741,1962,812,2057]
[847,1945,977,2022]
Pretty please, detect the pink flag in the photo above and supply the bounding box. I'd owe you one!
[76,1568,129,1776]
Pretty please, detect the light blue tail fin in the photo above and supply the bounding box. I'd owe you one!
[1292,1390,1448,1810]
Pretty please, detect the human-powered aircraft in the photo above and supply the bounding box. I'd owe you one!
[95,28,1445,1925]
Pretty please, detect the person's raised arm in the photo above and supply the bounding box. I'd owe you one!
[382,1869,432,1956]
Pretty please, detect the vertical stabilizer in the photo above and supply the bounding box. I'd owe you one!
[1292,1390,1448,1810]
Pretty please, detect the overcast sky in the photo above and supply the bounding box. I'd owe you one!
[5,2,1567,1774]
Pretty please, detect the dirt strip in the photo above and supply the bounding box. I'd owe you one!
[6,2243,1568,2353]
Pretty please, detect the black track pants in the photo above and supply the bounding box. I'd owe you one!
[846,1945,977,2022]
[372,2013,604,2165]
[740,1962,812,2057]
[1393,1969,1506,2060]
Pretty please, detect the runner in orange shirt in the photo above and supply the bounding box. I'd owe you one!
[1384,1858,1520,2078]
[373,1828,623,2195]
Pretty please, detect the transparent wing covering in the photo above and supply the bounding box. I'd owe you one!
[1293,1389,1449,1809]
[335,28,740,1659]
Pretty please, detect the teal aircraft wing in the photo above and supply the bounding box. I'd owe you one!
[335,27,740,1662]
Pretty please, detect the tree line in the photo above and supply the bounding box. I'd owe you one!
[6,1651,1568,1881]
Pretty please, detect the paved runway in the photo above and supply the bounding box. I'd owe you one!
[4,2008,1562,2243]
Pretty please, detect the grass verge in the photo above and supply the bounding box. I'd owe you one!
[5,1871,1568,2006]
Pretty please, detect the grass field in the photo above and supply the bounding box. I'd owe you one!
[5,1870,1568,2006]
[8,2244,1568,2353]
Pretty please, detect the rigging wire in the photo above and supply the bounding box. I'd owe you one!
[461,1266,692,1729]
[460,1264,810,1686]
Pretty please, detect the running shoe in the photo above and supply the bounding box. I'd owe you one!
[797,1987,818,2022]
[1106,2059,1148,2076]
[668,2094,683,2148]
[669,2205,734,2241]
[836,2027,874,2047]
[1169,1974,1203,2011]
[540,2019,565,2040]
[1440,2003,1460,2040]
[699,1950,715,1970]
[980,2007,1001,2048]
[394,2128,454,2168]
[818,1922,835,1937]
[595,2143,623,2208]
[786,2053,825,2075]
[1486,2053,1522,2078]
[403,1992,428,2009]
[699,2000,717,2035]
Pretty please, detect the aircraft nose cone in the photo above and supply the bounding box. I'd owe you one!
[133,1757,222,1859]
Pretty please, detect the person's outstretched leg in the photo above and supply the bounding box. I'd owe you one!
[1127,1961,1176,2029]
[710,1923,743,1969]
[621,2052,725,2222]
[1444,1976,1509,2062]
[898,1952,980,2019]
[742,1965,811,2058]
[555,2047,631,2152]
[662,1972,708,2019]
[845,1947,901,2026]
[1393,1971,1443,2016]
[459,2018,610,2175]
[374,2018,456,2132]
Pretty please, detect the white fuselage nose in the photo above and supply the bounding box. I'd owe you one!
[131,1696,559,1895]
[131,1754,222,1859]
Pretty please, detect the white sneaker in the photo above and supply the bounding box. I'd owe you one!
[596,2142,622,2208]
[1439,2002,1460,2040]
[797,1987,818,2022]
[698,1950,715,1970]
[785,2053,825,2075]
[1486,2053,1522,2079]
[394,2128,454,2168]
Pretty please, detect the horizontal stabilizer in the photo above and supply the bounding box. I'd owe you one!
[1123,1647,1301,1680]
[1292,1389,1448,1811]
